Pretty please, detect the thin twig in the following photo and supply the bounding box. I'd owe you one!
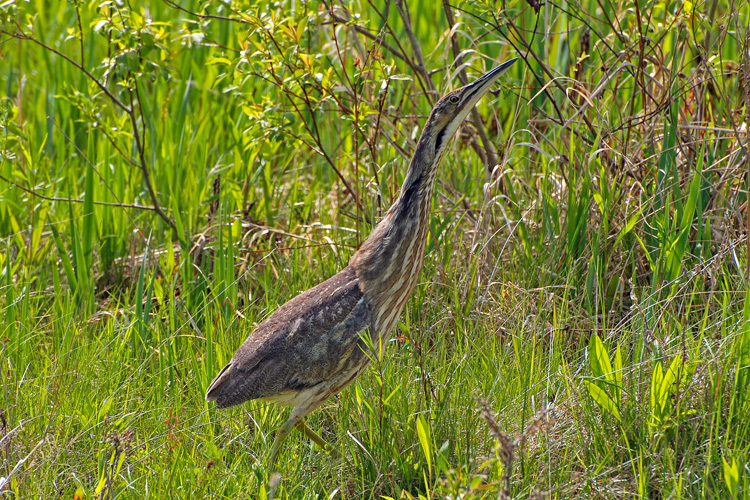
[127,82,177,232]
[330,12,365,241]
[75,4,85,69]
[451,5,568,130]
[0,173,159,211]
[2,32,129,112]
[394,0,497,171]
[442,1,501,175]
[2,28,178,233]
[48,117,147,237]
[162,0,239,23]
[327,13,408,64]
[260,29,372,223]
[394,0,439,103]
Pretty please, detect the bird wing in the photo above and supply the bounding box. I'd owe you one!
[205,265,373,408]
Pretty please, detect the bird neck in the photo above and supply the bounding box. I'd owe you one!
[350,139,441,331]
[388,140,441,230]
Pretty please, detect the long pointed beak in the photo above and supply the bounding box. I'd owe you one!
[432,57,519,155]
[465,57,519,101]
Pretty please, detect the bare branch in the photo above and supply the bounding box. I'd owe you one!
[128,82,177,232]
[2,28,178,233]
[0,173,159,212]
[326,12,409,65]
[442,1,501,175]
[394,0,439,103]
[1,32,130,113]
[162,0,240,23]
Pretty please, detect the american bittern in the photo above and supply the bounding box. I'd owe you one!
[206,58,518,467]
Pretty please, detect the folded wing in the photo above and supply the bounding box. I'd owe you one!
[205,266,373,408]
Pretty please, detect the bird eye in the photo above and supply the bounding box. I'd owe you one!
[449,95,460,104]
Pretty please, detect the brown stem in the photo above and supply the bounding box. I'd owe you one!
[4,32,130,113]
[260,34,371,223]
[3,29,177,233]
[394,0,496,171]
[394,0,439,103]
[162,0,239,23]
[128,83,177,232]
[331,14,363,240]
[327,13,409,65]
[442,1,501,174]
[0,173,158,211]
[361,0,434,104]
[454,6,569,129]
[75,4,85,69]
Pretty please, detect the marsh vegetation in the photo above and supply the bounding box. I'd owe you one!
[0,0,748,497]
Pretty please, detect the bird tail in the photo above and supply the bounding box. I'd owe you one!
[205,362,234,406]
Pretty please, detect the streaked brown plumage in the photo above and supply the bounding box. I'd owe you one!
[206,58,518,467]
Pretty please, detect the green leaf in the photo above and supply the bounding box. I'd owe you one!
[586,252,597,311]
[295,15,307,41]
[664,160,702,281]
[416,415,431,474]
[30,203,47,257]
[650,361,664,421]
[589,334,614,384]
[613,343,623,403]
[7,210,26,257]
[735,287,750,409]
[206,56,232,66]
[50,224,77,293]
[585,381,621,422]
[658,355,683,408]
[82,158,96,271]
[4,244,14,338]
[115,451,126,475]
[97,397,113,420]
[613,208,643,247]
[134,232,152,356]
[723,456,740,498]
[170,194,186,246]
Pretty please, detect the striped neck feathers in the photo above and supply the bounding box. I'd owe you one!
[351,136,444,297]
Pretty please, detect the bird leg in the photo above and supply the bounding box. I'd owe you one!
[294,420,340,458]
[267,405,341,468]
[268,416,297,469]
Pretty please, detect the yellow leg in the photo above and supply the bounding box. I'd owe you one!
[267,405,340,469]
[268,418,296,470]
[294,420,341,458]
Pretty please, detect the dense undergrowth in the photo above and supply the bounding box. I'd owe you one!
[1,0,749,498]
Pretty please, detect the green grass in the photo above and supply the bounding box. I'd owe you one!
[1,0,749,498]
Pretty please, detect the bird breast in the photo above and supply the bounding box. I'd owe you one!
[352,184,432,338]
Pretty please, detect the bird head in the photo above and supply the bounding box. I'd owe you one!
[419,58,519,164]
